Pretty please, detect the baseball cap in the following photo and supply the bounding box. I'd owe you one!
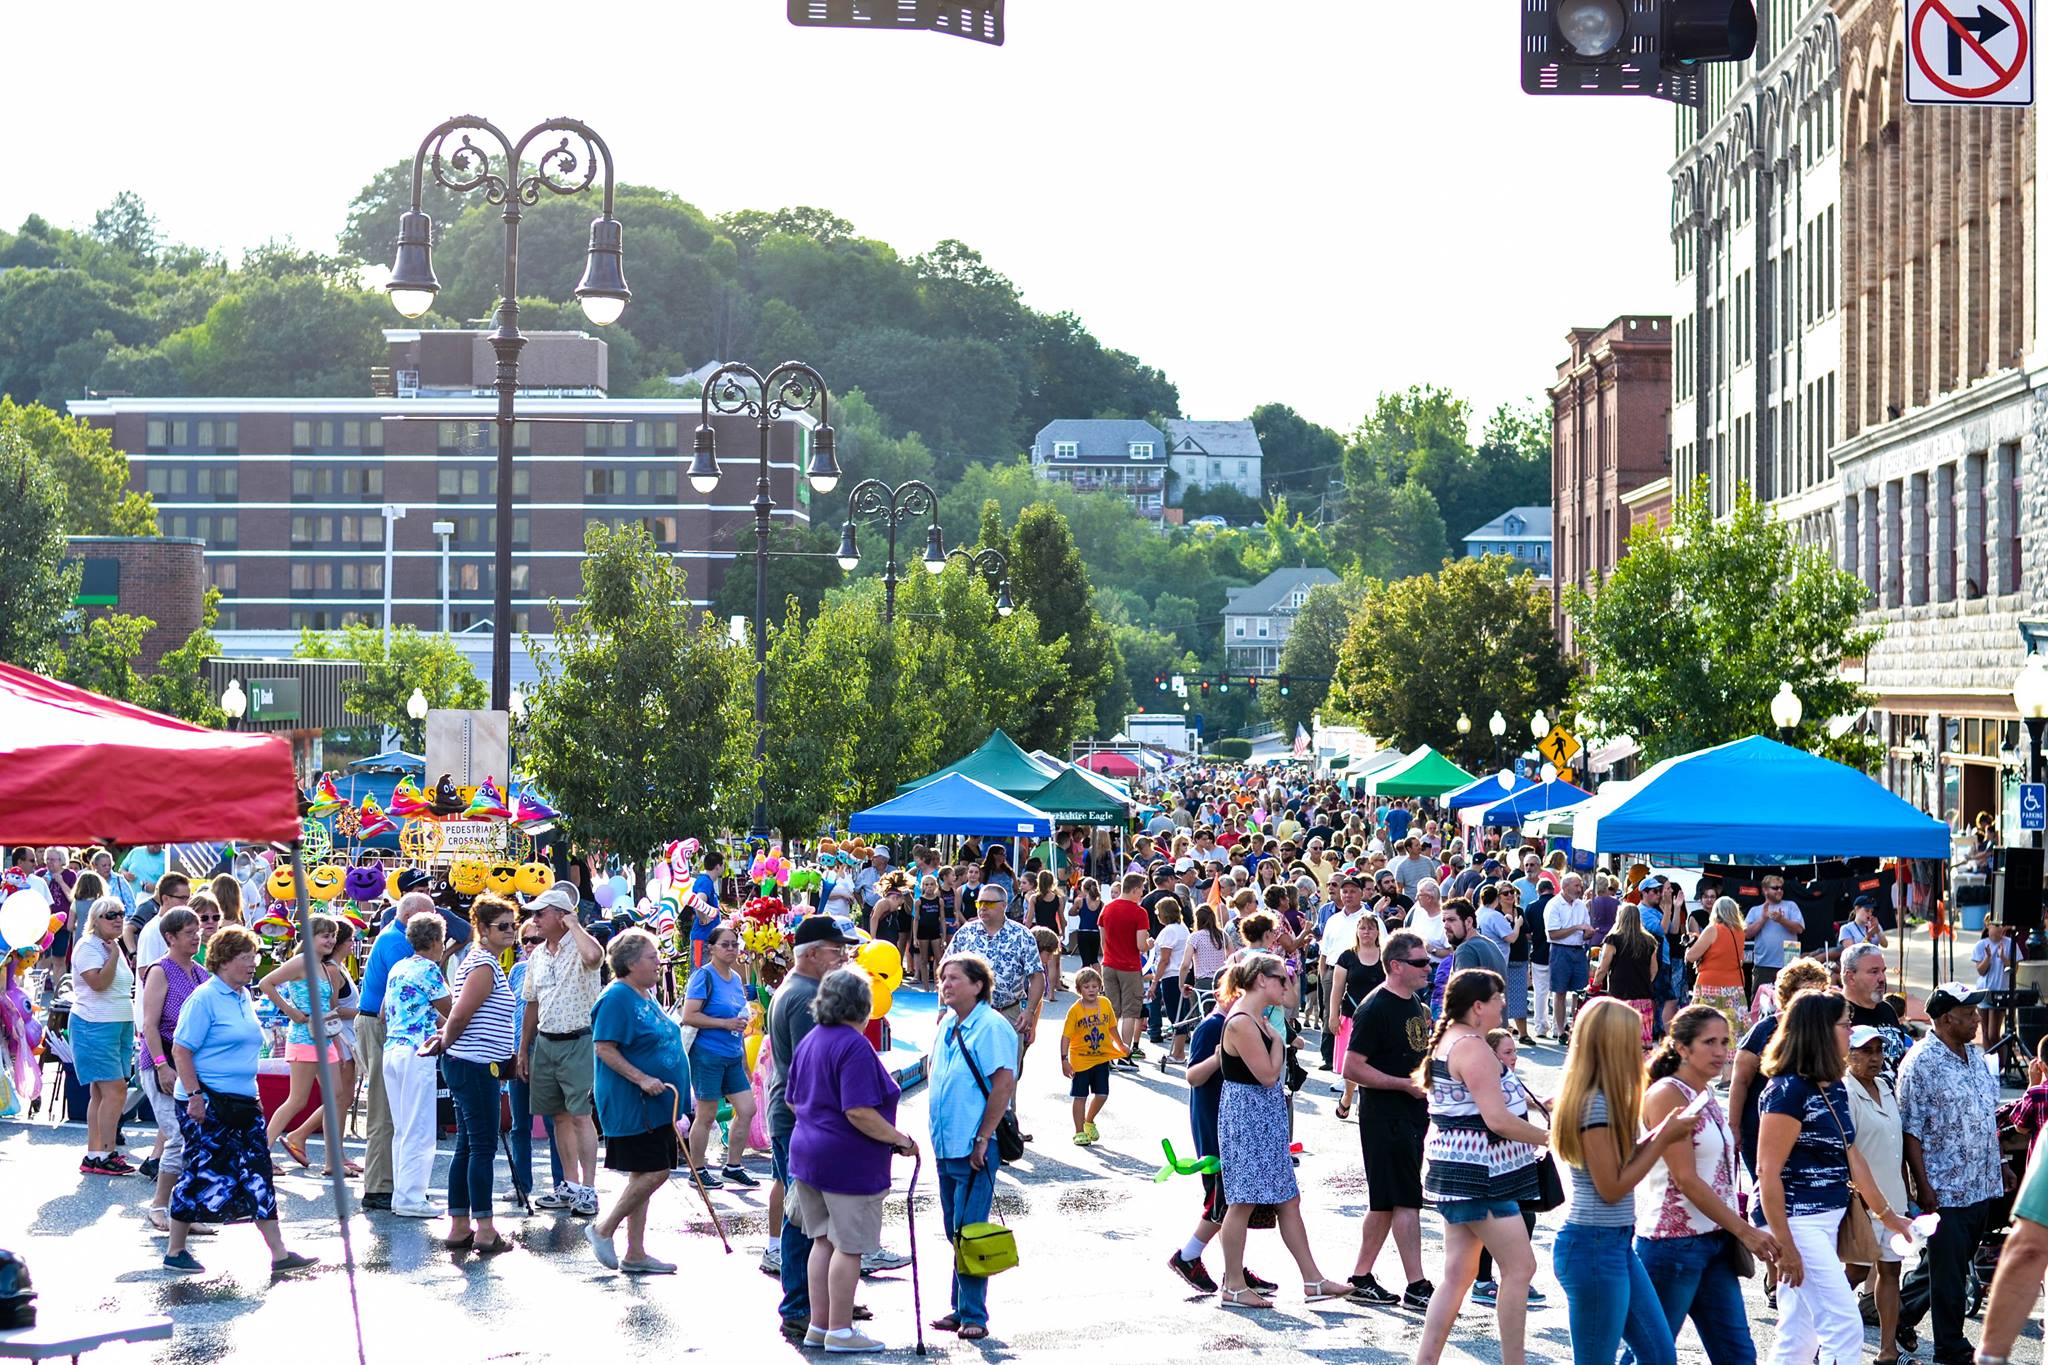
[395,868,432,894]
[1926,981,1991,1018]
[1851,893,1877,909]
[1482,859,1503,874]
[527,883,578,916]
[1848,1025,1885,1049]
[792,916,855,947]
[1638,874,1667,894]
[871,845,892,862]
[1174,856,1196,872]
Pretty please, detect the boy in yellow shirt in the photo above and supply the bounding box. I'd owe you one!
[1061,967,1126,1145]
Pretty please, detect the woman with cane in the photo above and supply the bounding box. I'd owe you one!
[587,928,692,1274]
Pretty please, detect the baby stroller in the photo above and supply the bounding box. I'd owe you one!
[1159,974,1218,1072]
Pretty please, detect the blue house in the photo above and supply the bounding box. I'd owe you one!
[1461,506,1553,577]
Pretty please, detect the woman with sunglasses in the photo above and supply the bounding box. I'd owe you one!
[682,922,758,1188]
[257,914,352,1168]
[71,893,137,1175]
[140,906,211,1230]
[421,894,522,1255]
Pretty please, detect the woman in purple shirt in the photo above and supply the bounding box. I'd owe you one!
[785,967,919,1353]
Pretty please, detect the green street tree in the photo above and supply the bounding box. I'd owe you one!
[758,592,883,837]
[1008,502,1124,743]
[521,524,755,866]
[1336,554,1574,771]
[1565,481,1881,768]
[0,427,79,671]
[294,622,488,751]
[1266,576,1367,735]
[138,588,226,726]
[46,588,223,725]
[0,398,157,536]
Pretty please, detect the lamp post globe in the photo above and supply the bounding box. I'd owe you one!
[1488,710,1507,739]
[1456,712,1472,736]
[220,679,247,729]
[1530,709,1551,741]
[406,687,429,723]
[1770,681,1803,740]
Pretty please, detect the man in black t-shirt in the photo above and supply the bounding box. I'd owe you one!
[1841,940,1913,1070]
[1341,929,1436,1311]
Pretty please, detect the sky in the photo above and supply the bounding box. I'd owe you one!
[2,0,1680,435]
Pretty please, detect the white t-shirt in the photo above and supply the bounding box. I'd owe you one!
[1545,896,1593,946]
[1974,935,2017,991]
[1320,908,1360,961]
[70,936,134,1023]
[1151,922,1190,976]
[1406,905,1449,952]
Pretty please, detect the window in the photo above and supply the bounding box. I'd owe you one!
[292,419,383,453]
[583,419,680,450]
[1233,620,1245,637]
[209,562,237,592]
[1256,619,1269,637]
[435,466,528,498]
[1052,441,1078,459]
[1237,460,1248,477]
[1128,442,1154,459]
[144,418,238,454]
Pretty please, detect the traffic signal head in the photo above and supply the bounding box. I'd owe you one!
[1278,674,1292,697]
[1155,675,1166,691]
[1521,0,1756,106]
[1247,676,1259,692]
[1200,680,1211,696]
[1217,680,1230,695]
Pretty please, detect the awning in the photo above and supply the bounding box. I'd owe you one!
[1572,734,1951,859]
[1446,771,1536,811]
[897,729,1060,798]
[1476,778,1593,823]
[1583,736,1640,774]
[851,772,1052,838]
[1025,768,1131,826]
[1365,746,1478,798]
[1078,751,1143,779]
[0,661,302,845]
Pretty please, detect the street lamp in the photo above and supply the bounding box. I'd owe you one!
[405,686,429,754]
[1530,709,1551,741]
[1456,712,1472,736]
[432,519,456,634]
[220,679,247,731]
[946,545,1014,617]
[692,363,840,840]
[2013,656,2048,846]
[839,478,940,625]
[1770,681,1803,743]
[388,116,627,711]
[380,504,406,648]
[1489,708,1507,768]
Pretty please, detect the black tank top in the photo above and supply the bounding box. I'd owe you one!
[1220,1017,1266,1084]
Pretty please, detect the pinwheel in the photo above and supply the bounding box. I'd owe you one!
[464,776,511,820]
[305,773,347,817]
[356,795,396,839]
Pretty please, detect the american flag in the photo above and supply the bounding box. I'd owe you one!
[1293,724,1311,758]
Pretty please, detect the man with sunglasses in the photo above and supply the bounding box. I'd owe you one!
[1342,929,1436,1312]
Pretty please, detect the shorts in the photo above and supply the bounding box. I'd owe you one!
[1101,966,1147,1020]
[1358,1101,1427,1211]
[690,1049,750,1102]
[1201,1168,1228,1225]
[916,914,943,942]
[283,1041,340,1064]
[788,1178,886,1256]
[1549,944,1591,994]
[1439,1196,1524,1225]
[1070,1062,1110,1097]
[530,1031,596,1116]
[605,1123,681,1174]
[69,1017,133,1085]
[878,910,910,942]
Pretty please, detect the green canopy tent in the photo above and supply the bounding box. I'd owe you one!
[1365,745,1478,798]
[896,728,1061,799]
[1339,746,1409,793]
[1027,767,1132,826]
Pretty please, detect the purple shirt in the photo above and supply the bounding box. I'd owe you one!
[1587,895,1620,949]
[786,1022,901,1196]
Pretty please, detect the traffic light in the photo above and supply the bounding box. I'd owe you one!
[787,0,1003,44]
[1247,676,1260,693]
[1199,680,1211,697]
[1521,0,1756,106]
[1154,674,1166,691]
[1217,679,1230,695]
[1278,674,1293,697]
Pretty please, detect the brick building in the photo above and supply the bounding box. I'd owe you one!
[1548,315,1672,647]
[64,535,206,670]
[68,330,817,639]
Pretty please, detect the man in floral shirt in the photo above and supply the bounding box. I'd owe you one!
[1897,982,2009,1365]
[945,884,1045,1049]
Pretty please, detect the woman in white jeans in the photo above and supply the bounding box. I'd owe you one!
[1755,991,1912,1365]
[379,914,452,1215]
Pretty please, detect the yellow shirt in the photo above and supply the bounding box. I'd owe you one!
[1062,997,1125,1070]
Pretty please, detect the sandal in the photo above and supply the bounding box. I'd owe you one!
[1334,1099,1352,1121]
[1219,1287,1272,1310]
[929,1315,961,1333]
[957,1325,989,1340]
[444,1233,475,1250]
[473,1236,515,1256]
[280,1136,310,1168]
[1304,1278,1351,1302]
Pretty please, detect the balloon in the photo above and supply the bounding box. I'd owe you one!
[610,873,632,903]
[745,1030,764,1075]
[593,881,617,910]
[46,915,64,936]
[0,891,47,952]
[867,980,894,1021]
[856,939,903,988]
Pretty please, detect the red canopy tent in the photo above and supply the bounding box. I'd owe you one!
[1078,751,1143,779]
[0,660,301,845]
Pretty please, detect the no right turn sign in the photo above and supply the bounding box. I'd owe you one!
[1908,0,2034,104]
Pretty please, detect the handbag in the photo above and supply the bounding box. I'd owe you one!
[1516,1089,1568,1213]
[1820,1084,1881,1266]
[952,1022,1027,1164]
[953,1162,1019,1276]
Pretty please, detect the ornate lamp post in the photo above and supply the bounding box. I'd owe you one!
[386,116,629,711]
[689,363,842,840]
[1770,681,1803,744]
[2014,655,2048,848]
[1488,708,1507,769]
[220,679,247,732]
[945,546,1014,617]
[836,478,942,625]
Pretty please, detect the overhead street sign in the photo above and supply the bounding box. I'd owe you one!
[1536,727,1581,768]
[1907,0,2032,104]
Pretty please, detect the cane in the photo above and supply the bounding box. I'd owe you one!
[665,1082,732,1253]
[908,1153,926,1356]
[497,1079,532,1216]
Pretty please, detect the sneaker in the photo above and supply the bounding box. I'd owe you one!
[270,1252,319,1276]
[360,1192,393,1211]
[823,1327,885,1353]
[721,1165,760,1188]
[162,1250,205,1275]
[571,1189,599,1217]
[138,1156,161,1180]
[1347,1273,1399,1306]
[532,1182,575,1210]
[391,1202,438,1218]
[860,1247,912,1272]
[1402,1278,1436,1312]
[760,1243,784,1277]
[1084,1122,1100,1143]
[1244,1267,1278,1293]
[101,1153,137,1176]
[585,1222,618,1270]
[1167,1250,1218,1293]
[1525,1284,1547,1306]
[622,1255,677,1274]
[1470,1280,1499,1306]
[693,1168,725,1190]
[804,1326,828,1348]
[779,1318,811,1343]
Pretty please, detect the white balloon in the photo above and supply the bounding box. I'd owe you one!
[0,889,48,951]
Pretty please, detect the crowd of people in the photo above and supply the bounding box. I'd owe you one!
[14,763,2048,1359]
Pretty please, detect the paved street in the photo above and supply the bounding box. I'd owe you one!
[6,965,2044,1365]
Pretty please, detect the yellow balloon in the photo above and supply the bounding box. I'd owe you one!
[857,939,903,987]
[745,1031,764,1075]
[868,980,894,1021]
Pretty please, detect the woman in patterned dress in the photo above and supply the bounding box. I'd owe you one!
[1414,969,1552,1365]
[1213,953,1353,1310]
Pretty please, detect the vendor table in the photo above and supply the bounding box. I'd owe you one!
[0,1314,172,1364]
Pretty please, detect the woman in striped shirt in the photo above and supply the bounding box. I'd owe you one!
[422,893,522,1255]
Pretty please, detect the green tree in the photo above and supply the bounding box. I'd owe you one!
[712,519,847,627]
[758,594,879,836]
[1267,576,1367,734]
[337,159,475,266]
[294,623,489,751]
[1336,555,1574,771]
[137,588,225,725]
[1250,402,1345,502]
[1333,473,1450,581]
[90,192,161,262]
[151,273,389,396]
[1566,481,1881,768]
[1009,503,1123,743]
[57,612,151,703]
[521,524,754,863]
[0,398,156,535]
[0,427,78,670]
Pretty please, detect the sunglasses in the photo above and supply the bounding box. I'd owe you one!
[489,921,516,933]
[99,911,123,921]
[520,936,542,947]
[198,914,221,925]
[1394,956,1432,969]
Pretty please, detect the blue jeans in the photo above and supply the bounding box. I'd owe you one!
[1628,1231,1755,1365]
[443,1056,501,1219]
[773,1132,811,1325]
[938,1141,1001,1329]
[1554,1221,1675,1365]
[505,1078,561,1197]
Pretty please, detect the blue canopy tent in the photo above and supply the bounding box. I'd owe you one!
[1446,771,1536,811]
[1572,735,1950,860]
[849,772,1053,839]
[1477,778,1593,824]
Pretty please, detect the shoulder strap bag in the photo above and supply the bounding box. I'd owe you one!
[952,1021,1026,1164]
[1819,1083,1881,1266]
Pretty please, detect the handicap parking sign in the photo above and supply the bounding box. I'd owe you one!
[2022,783,2046,831]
